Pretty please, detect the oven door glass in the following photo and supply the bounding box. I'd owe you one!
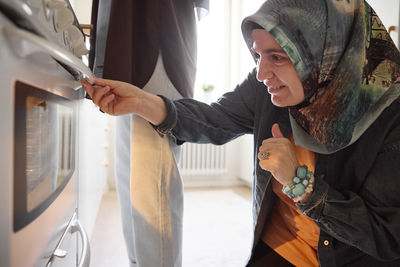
[14,81,76,231]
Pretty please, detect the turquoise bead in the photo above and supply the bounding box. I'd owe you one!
[292,183,306,196]
[302,180,309,186]
[293,177,300,183]
[296,166,307,179]
[282,186,291,194]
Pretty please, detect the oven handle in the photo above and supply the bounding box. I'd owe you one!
[2,25,95,84]
[46,213,90,267]
[71,216,91,267]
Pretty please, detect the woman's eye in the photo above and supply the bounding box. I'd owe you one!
[272,55,283,61]
[270,54,291,65]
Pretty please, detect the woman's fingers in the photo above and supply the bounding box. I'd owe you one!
[261,138,288,146]
[81,78,113,96]
[259,138,291,155]
[258,136,299,185]
[93,77,121,88]
[271,123,284,138]
[99,93,115,114]
[91,86,110,106]
[81,79,94,97]
[257,149,270,161]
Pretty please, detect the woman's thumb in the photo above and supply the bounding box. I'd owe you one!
[271,123,284,138]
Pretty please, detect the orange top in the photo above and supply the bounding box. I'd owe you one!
[261,135,320,267]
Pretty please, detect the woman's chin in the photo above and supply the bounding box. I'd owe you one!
[270,94,303,107]
[271,95,289,107]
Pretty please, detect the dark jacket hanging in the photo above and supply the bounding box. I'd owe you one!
[90,0,209,98]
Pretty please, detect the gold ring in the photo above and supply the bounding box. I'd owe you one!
[259,150,270,160]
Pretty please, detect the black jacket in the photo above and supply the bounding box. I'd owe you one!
[157,69,400,266]
[90,0,208,98]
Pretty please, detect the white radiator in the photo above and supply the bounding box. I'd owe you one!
[179,143,227,176]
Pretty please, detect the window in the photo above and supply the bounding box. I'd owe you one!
[194,0,266,102]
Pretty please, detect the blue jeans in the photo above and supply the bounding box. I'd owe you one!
[114,54,184,267]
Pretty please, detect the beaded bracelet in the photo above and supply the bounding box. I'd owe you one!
[282,165,314,201]
[293,172,314,203]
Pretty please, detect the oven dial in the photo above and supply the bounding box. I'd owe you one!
[53,7,74,32]
[43,0,67,20]
[64,25,89,56]
[73,42,89,57]
[26,0,43,9]
[46,0,66,9]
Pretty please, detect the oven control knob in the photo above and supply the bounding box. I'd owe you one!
[26,0,45,9]
[73,42,89,57]
[54,7,74,32]
[46,0,67,9]
[44,0,67,19]
[65,25,84,47]
[65,26,89,56]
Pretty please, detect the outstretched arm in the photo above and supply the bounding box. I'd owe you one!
[81,78,167,126]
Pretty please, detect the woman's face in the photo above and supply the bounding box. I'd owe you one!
[251,29,304,107]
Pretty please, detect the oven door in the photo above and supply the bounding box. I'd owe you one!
[0,12,90,267]
[14,80,78,232]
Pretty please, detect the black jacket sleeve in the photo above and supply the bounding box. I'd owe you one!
[155,69,259,145]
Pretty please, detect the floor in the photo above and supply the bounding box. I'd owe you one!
[90,186,253,267]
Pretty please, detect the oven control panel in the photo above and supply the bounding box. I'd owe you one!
[0,0,88,57]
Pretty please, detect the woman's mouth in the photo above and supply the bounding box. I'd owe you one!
[268,85,286,94]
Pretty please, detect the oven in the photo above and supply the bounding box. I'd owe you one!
[0,0,93,266]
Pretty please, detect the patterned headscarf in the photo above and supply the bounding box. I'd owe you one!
[242,0,400,154]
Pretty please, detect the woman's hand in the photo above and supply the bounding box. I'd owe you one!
[258,123,299,186]
[81,78,143,116]
[81,77,167,125]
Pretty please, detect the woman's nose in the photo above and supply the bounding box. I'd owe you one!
[256,61,274,82]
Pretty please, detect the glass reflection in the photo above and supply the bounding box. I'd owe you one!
[25,96,73,212]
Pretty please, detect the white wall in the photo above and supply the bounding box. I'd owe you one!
[186,0,265,187]
[70,0,114,238]
[229,0,265,186]
[78,102,111,238]
[70,0,92,24]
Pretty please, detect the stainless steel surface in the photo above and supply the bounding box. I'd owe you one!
[46,212,90,267]
[0,0,90,265]
[3,25,94,83]
[71,215,90,267]
[53,249,68,258]
[0,0,89,57]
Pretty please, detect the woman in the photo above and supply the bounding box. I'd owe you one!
[82,0,400,265]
